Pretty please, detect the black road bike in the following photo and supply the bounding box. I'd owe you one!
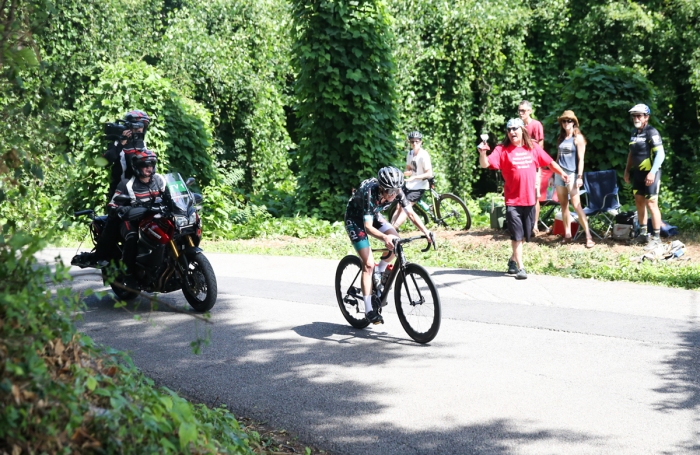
[334,234,441,344]
[387,180,471,231]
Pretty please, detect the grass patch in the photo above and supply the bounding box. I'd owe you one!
[201,228,700,290]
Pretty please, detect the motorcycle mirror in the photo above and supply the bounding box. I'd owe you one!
[185,177,195,187]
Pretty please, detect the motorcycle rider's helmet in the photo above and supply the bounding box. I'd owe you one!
[123,109,151,132]
[377,166,404,190]
[407,131,422,141]
[130,148,157,179]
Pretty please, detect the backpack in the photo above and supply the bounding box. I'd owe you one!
[613,211,637,240]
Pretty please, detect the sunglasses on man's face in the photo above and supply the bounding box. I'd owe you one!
[518,109,529,113]
[409,140,421,144]
[507,127,520,132]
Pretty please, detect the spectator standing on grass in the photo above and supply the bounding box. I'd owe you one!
[624,103,665,249]
[477,118,570,280]
[553,110,595,248]
[519,101,545,234]
[391,131,433,230]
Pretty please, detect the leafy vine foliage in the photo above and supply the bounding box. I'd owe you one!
[291,0,399,220]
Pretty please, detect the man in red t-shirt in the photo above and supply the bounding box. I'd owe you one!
[519,100,545,233]
[478,118,569,280]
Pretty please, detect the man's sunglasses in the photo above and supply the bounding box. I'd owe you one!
[409,140,421,143]
[518,109,528,113]
[383,188,401,196]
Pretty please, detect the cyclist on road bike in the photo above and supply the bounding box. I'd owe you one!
[345,166,433,325]
[391,131,433,229]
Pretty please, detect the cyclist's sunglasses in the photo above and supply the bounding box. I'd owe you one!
[382,187,401,196]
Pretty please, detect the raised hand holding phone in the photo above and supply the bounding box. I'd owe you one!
[478,133,490,152]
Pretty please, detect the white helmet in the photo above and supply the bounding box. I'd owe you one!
[629,104,651,116]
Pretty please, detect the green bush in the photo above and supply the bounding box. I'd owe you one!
[291,0,400,220]
[0,229,254,454]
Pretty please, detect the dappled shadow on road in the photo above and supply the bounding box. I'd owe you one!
[653,288,700,452]
[653,321,700,453]
[73,284,599,455]
[432,269,505,279]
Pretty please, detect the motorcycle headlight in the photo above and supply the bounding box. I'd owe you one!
[188,212,197,225]
[174,215,189,227]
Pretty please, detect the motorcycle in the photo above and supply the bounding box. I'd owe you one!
[73,173,217,312]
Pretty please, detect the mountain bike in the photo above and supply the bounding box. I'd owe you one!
[388,179,471,231]
[334,234,441,344]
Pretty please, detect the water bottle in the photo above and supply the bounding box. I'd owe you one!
[381,264,393,286]
[416,199,430,212]
[373,269,383,294]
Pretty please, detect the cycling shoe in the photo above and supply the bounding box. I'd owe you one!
[366,310,384,325]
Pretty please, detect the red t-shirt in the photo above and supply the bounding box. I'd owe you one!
[487,143,553,206]
[525,119,544,144]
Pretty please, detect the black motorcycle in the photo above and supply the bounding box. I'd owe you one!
[74,173,217,312]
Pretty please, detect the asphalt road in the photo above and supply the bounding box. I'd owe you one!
[42,248,700,454]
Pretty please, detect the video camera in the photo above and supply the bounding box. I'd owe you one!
[103,119,147,141]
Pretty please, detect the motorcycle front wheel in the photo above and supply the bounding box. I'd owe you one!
[182,252,218,312]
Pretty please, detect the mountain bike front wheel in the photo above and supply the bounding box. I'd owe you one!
[335,255,370,329]
[394,263,441,343]
[436,193,471,231]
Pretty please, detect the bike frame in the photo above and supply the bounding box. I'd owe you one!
[373,235,433,308]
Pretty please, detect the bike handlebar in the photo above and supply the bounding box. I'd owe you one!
[392,232,436,252]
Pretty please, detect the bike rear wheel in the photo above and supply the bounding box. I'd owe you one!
[436,193,471,231]
[335,255,370,329]
[394,263,441,343]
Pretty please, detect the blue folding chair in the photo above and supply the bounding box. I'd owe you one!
[575,170,621,240]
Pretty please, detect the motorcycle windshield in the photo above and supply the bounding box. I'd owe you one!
[164,173,193,215]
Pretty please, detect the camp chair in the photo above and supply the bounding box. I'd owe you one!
[574,170,621,240]
[537,167,560,231]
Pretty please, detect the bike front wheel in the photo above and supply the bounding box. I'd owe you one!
[335,255,370,329]
[436,193,471,231]
[394,263,441,343]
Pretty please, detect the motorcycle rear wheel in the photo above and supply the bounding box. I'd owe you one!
[103,269,139,301]
[182,252,218,312]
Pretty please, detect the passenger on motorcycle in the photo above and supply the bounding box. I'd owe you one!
[104,109,151,202]
[72,111,153,269]
[344,166,433,325]
[108,149,165,286]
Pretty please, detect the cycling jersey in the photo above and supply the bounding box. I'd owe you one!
[344,178,410,251]
[345,178,409,223]
[629,125,663,172]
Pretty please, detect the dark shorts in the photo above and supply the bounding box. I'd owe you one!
[344,213,391,251]
[402,185,425,203]
[632,169,661,200]
[506,205,536,242]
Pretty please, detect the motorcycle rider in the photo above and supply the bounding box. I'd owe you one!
[72,110,152,268]
[107,149,165,287]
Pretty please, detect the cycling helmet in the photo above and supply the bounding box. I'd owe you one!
[629,104,651,116]
[377,166,404,189]
[407,131,423,140]
[124,109,151,130]
[130,148,157,178]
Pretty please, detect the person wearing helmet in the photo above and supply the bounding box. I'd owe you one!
[345,166,433,324]
[624,104,665,249]
[391,131,434,229]
[107,149,165,286]
[478,118,570,280]
[104,109,151,202]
